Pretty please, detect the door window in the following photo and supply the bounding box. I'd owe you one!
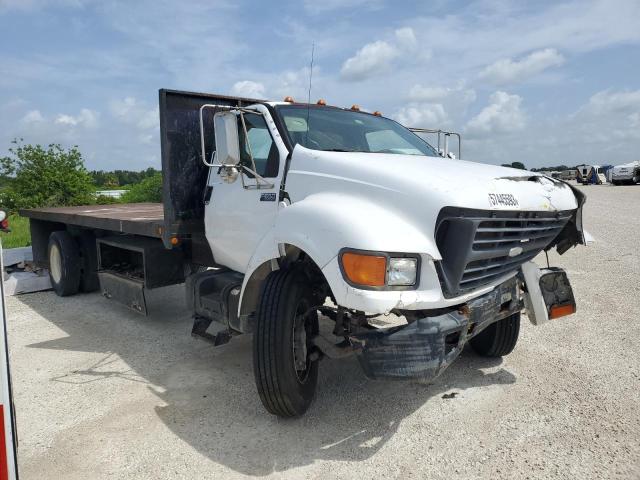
[239,114,279,177]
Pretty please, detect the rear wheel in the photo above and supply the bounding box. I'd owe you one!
[470,312,520,357]
[253,267,320,417]
[48,231,81,297]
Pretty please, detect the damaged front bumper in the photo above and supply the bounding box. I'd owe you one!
[352,275,522,380]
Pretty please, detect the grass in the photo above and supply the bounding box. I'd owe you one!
[1,214,31,249]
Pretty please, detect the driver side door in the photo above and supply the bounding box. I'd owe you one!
[204,111,283,273]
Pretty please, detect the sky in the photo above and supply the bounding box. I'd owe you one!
[1,0,639,171]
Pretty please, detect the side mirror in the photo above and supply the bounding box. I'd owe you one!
[214,111,240,165]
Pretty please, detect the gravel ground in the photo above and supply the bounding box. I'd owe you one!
[6,184,640,479]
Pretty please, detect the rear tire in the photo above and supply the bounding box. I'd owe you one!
[470,312,520,357]
[253,267,319,417]
[48,231,81,297]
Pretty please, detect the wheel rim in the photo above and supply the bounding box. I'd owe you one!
[292,299,314,384]
[49,243,62,284]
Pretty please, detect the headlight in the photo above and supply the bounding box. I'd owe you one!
[0,210,6,222]
[339,249,419,289]
[387,257,417,286]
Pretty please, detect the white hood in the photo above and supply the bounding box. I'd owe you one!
[286,145,579,213]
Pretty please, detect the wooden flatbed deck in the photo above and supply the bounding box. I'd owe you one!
[20,203,164,238]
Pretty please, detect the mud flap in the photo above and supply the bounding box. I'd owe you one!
[98,271,147,315]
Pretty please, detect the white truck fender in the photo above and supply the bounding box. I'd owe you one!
[238,192,441,316]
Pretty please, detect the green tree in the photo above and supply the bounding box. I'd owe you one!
[0,140,94,210]
[103,173,120,189]
[120,172,163,203]
[511,161,526,170]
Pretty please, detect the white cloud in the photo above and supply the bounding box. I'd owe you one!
[137,108,158,130]
[567,88,640,144]
[394,103,448,127]
[21,110,44,124]
[466,91,525,134]
[109,96,136,117]
[231,80,266,99]
[479,48,565,85]
[109,97,157,131]
[408,84,476,104]
[394,27,417,50]
[54,108,99,128]
[340,40,398,81]
[581,89,640,115]
[340,27,422,81]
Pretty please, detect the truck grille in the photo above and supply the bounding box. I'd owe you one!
[435,207,573,297]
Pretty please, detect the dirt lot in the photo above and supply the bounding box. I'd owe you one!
[6,185,640,479]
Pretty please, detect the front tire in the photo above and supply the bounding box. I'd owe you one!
[470,312,520,357]
[48,231,81,297]
[253,268,319,417]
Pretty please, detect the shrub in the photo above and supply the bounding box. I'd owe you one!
[120,172,163,203]
[0,140,94,210]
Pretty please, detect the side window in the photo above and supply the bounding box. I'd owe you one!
[238,114,279,178]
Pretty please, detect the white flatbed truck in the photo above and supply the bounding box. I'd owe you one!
[21,89,587,417]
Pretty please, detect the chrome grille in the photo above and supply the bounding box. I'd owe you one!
[435,208,573,297]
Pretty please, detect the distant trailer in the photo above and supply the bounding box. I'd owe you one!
[611,161,640,185]
[575,164,606,185]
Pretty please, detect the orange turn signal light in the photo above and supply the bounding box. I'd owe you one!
[341,252,386,287]
[170,236,180,246]
[317,99,327,106]
[284,96,295,103]
[373,111,382,116]
[549,303,576,319]
[350,104,360,111]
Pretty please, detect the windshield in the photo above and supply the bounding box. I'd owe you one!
[275,105,439,157]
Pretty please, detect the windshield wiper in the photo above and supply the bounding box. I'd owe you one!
[320,148,357,152]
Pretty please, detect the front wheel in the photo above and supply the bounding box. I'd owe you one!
[253,267,319,417]
[469,312,520,357]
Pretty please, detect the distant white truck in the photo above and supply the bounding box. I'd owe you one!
[611,161,640,185]
[21,89,587,417]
